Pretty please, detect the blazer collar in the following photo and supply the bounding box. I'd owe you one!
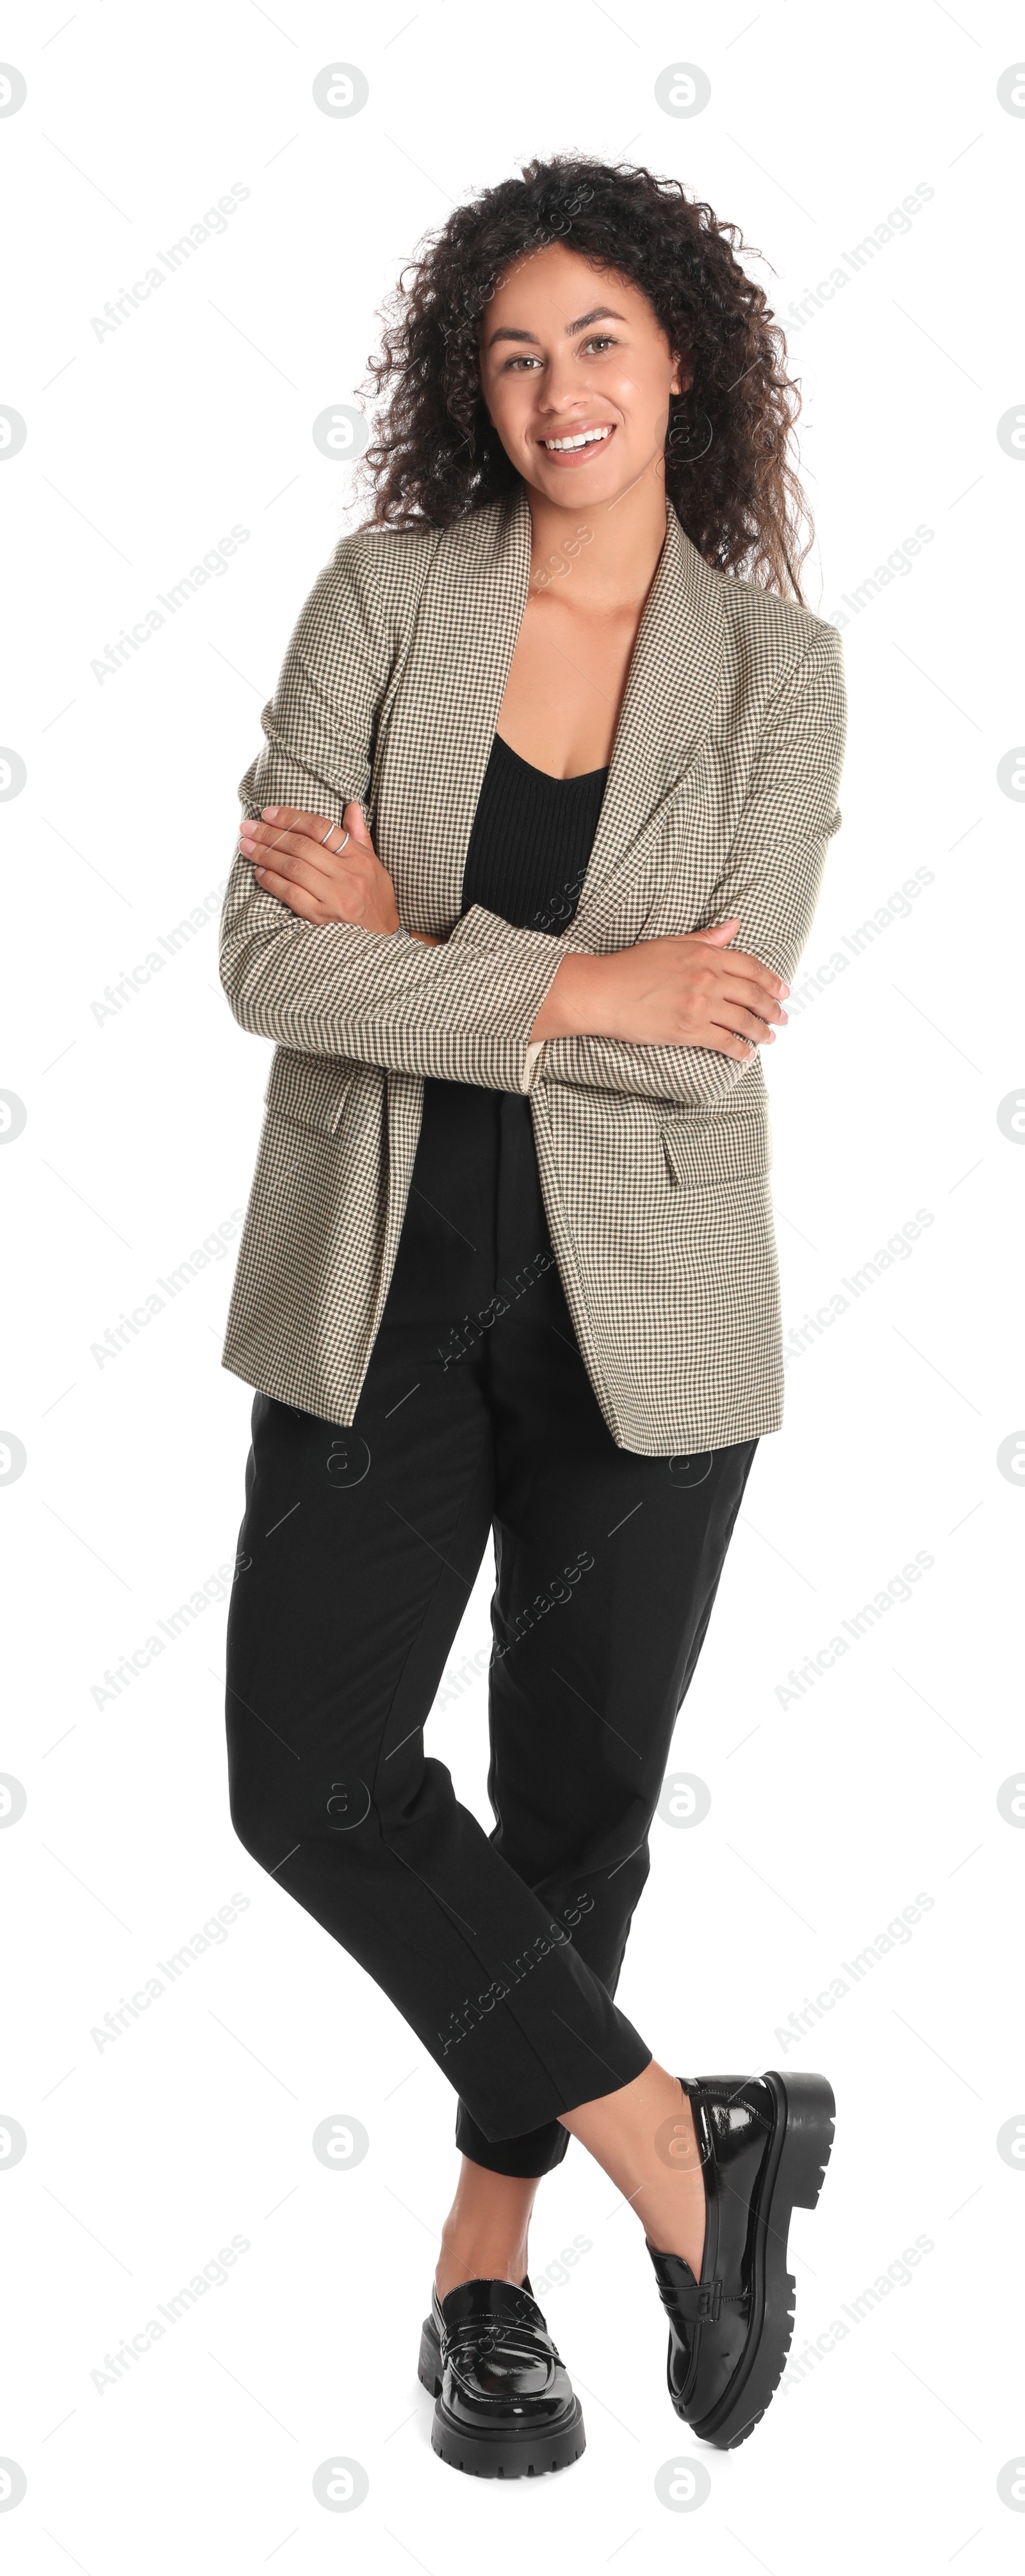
[383,477,726,931]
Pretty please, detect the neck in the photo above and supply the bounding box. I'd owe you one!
[523,455,669,611]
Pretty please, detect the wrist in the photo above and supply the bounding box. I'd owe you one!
[562,950,604,1038]
[531,950,611,1043]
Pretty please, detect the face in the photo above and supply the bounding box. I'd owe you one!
[477,240,688,505]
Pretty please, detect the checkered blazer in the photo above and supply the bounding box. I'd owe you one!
[218,484,846,1454]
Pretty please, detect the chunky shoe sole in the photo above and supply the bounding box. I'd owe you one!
[689,2067,835,2450]
[418,2317,586,2477]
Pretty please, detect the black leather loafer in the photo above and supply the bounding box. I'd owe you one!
[647,2067,835,2449]
[418,2269,532,2391]
[418,2275,585,2477]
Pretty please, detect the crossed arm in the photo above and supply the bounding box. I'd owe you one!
[239,799,791,1072]
[218,546,846,1108]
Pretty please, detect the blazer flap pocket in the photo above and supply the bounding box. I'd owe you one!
[264,1048,356,1134]
[661,1104,771,1191]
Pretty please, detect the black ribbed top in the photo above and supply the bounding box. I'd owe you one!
[460,730,608,937]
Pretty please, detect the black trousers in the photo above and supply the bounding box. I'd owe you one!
[225,1080,757,2176]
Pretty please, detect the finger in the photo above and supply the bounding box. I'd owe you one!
[244,810,343,864]
[249,849,343,906]
[708,1001,776,1044]
[251,805,369,860]
[716,972,788,1023]
[241,820,302,866]
[258,806,338,838]
[243,818,327,858]
[692,917,742,947]
[689,926,787,997]
[342,799,372,845]
[716,948,788,997]
[734,955,789,1000]
[694,1024,760,1062]
[242,821,345,876]
[250,865,325,922]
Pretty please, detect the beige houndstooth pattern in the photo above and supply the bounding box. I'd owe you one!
[218,483,847,1454]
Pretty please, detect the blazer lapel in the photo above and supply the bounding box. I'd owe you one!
[374,480,726,934]
[575,500,726,925]
[372,489,533,929]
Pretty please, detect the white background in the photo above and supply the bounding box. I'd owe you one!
[1,2,1020,2568]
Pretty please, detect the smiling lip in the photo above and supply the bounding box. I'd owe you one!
[538,423,616,462]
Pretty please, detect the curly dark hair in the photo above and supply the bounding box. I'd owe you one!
[354,154,812,601]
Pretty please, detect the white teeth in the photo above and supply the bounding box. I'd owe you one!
[543,426,612,451]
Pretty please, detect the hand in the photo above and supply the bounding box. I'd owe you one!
[529,918,789,1061]
[240,803,402,934]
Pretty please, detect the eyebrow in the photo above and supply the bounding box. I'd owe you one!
[484,306,627,349]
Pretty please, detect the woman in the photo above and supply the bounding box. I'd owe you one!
[219,156,846,2477]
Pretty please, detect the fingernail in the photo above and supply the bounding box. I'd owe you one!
[780,982,790,998]
[261,806,279,819]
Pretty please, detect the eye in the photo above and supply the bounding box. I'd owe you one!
[581,334,616,353]
[502,354,543,371]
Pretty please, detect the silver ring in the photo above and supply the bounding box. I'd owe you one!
[320,825,350,854]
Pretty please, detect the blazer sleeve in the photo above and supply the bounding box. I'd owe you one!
[530,629,848,1107]
[218,537,568,1093]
